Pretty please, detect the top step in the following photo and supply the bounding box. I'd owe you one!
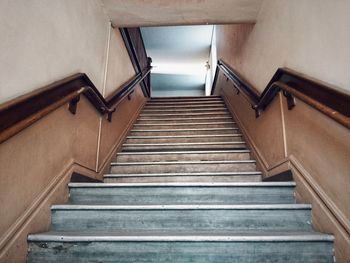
[147,101,225,106]
[150,96,222,102]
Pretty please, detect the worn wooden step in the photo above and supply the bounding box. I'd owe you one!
[115,150,251,162]
[132,122,237,130]
[50,204,312,232]
[111,160,256,174]
[104,171,262,183]
[124,134,243,144]
[146,100,225,106]
[121,141,246,151]
[27,231,334,263]
[139,112,231,119]
[144,104,226,110]
[149,96,222,102]
[68,182,296,205]
[129,128,240,136]
[136,116,234,124]
[142,108,228,114]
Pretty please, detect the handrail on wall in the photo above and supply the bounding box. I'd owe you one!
[211,59,350,129]
[0,66,152,144]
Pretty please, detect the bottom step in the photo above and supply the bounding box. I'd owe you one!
[104,172,262,183]
[28,231,334,263]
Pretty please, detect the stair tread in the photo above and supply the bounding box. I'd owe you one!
[69,182,296,188]
[51,204,311,210]
[134,122,235,126]
[112,160,255,165]
[104,171,262,177]
[28,230,333,242]
[123,142,245,146]
[127,134,242,138]
[117,150,250,155]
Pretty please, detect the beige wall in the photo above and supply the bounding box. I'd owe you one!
[0,0,109,103]
[215,2,350,260]
[104,29,136,96]
[216,0,350,92]
[0,1,147,262]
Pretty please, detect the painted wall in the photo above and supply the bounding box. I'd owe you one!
[214,1,350,261]
[0,0,108,103]
[216,0,350,93]
[0,1,145,262]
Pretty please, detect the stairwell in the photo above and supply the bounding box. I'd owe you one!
[27,96,334,262]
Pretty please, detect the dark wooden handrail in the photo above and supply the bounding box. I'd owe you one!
[212,59,350,129]
[0,66,152,144]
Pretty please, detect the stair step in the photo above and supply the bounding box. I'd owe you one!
[149,96,222,101]
[142,108,228,113]
[121,141,246,151]
[136,117,233,124]
[115,150,251,162]
[68,182,296,205]
[132,122,236,130]
[111,160,256,174]
[104,171,262,183]
[27,231,334,263]
[140,112,231,118]
[129,128,241,136]
[144,104,226,109]
[125,134,243,143]
[146,101,225,106]
[50,204,312,232]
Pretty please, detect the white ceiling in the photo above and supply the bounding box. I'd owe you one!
[101,0,263,27]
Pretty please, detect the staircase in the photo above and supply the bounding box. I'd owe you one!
[27,96,334,262]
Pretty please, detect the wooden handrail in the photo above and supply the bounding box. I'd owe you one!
[212,59,350,129]
[0,66,152,144]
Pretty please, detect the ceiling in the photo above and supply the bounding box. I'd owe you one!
[141,25,213,64]
[101,0,262,27]
[141,25,213,97]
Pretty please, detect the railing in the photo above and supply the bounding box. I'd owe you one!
[0,66,151,144]
[211,59,350,129]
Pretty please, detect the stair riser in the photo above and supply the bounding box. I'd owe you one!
[129,129,241,136]
[116,152,251,162]
[104,175,262,183]
[125,136,243,144]
[136,117,233,124]
[69,186,295,205]
[111,163,256,174]
[27,241,334,263]
[51,209,312,232]
[132,123,237,129]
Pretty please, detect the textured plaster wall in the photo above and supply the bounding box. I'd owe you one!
[0,0,109,103]
[217,0,350,92]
